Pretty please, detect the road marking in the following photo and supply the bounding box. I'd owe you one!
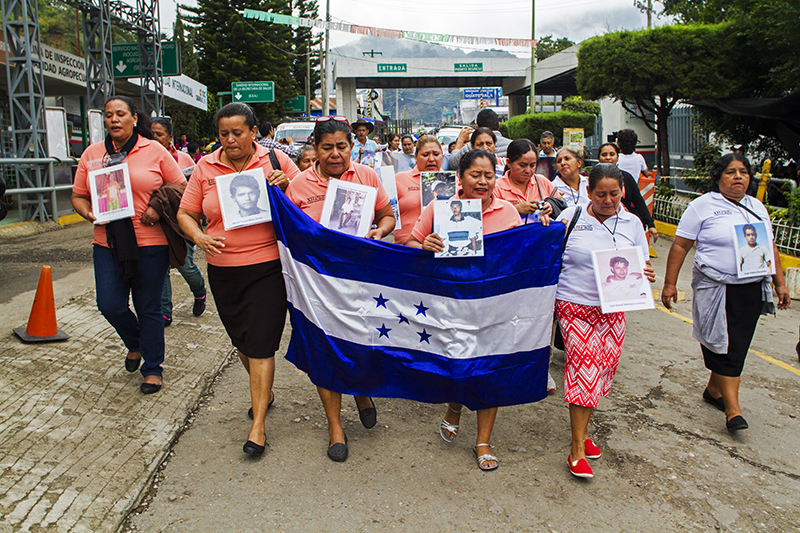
[655,304,800,378]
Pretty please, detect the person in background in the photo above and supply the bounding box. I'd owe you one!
[351,118,378,164]
[149,117,207,326]
[187,141,202,164]
[257,121,298,157]
[553,147,590,208]
[616,129,648,183]
[401,135,415,156]
[295,144,317,172]
[538,131,556,159]
[177,134,188,152]
[448,109,511,170]
[661,154,789,433]
[597,142,659,243]
[394,135,444,245]
[555,163,654,479]
[71,96,186,395]
[384,133,401,153]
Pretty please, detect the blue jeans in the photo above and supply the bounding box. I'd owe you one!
[93,244,169,377]
[161,244,206,317]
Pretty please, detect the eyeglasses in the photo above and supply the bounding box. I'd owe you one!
[315,115,350,126]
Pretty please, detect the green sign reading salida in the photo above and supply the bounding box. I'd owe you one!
[377,63,407,73]
[454,62,483,72]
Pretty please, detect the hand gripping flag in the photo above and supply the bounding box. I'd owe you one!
[268,187,565,410]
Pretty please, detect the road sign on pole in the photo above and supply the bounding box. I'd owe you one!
[231,81,275,103]
[285,95,306,113]
[112,42,181,78]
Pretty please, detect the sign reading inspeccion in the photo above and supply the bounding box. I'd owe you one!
[454,63,483,72]
[377,64,407,73]
[231,81,275,103]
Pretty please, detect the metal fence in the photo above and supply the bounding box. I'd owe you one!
[654,193,800,256]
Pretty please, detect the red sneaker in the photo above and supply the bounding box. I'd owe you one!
[568,455,594,478]
[584,439,601,459]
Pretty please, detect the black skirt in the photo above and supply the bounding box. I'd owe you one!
[701,281,762,377]
[207,259,287,359]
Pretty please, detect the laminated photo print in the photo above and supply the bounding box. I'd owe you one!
[420,171,457,210]
[433,199,483,258]
[592,247,654,313]
[375,166,400,230]
[87,163,135,224]
[214,168,272,231]
[732,221,775,278]
[319,179,377,237]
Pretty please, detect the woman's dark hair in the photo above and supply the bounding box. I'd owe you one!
[507,138,537,164]
[709,153,755,195]
[229,174,259,196]
[187,141,199,153]
[459,148,496,177]
[105,96,154,140]
[597,142,619,158]
[588,163,624,191]
[616,129,638,155]
[470,127,496,147]
[313,119,352,146]
[150,117,173,136]
[214,103,257,131]
[401,134,414,144]
[386,132,400,144]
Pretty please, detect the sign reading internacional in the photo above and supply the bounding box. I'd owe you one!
[232,81,275,103]
[454,62,483,72]
[377,63,407,73]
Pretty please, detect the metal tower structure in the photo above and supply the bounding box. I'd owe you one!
[135,0,163,116]
[79,0,114,110]
[1,0,50,220]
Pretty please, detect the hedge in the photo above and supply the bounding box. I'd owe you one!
[501,111,597,143]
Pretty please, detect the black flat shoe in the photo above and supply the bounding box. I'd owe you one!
[248,393,275,420]
[327,434,348,462]
[140,381,162,395]
[193,295,206,317]
[243,435,267,456]
[357,397,377,429]
[726,415,749,432]
[702,388,725,412]
[125,357,141,373]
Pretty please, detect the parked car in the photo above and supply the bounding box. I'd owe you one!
[436,125,470,152]
[275,121,315,146]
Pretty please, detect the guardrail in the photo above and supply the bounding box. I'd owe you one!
[1,157,79,222]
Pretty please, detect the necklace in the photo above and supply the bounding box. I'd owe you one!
[591,206,619,247]
[227,145,254,173]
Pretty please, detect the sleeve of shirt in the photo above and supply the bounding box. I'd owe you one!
[350,143,361,161]
[179,164,205,213]
[410,201,436,243]
[675,202,701,240]
[159,147,187,185]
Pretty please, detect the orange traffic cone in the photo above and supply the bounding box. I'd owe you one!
[12,266,69,343]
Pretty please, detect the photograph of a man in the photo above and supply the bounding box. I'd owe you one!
[434,199,483,258]
[230,174,267,218]
[738,223,772,274]
[215,168,271,230]
[601,255,646,303]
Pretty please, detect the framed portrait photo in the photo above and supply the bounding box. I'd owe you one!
[732,221,775,278]
[319,179,378,237]
[87,163,135,224]
[433,199,483,258]
[420,171,457,210]
[591,247,654,313]
[214,168,272,231]
[375,166,400,230]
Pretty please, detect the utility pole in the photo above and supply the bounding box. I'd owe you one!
[305,50,311,116]
[529,0,535,114]
[362,49,382,57]
[647,0,652,28]
[322,0,331,117]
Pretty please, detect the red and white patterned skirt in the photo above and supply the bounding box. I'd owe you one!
[555,300,626,407]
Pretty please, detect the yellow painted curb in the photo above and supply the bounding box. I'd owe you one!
[58,213,84,226]
[0,220,34,230]
[655,220,677,238]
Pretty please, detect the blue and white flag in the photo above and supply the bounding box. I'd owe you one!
[268,187,565,410]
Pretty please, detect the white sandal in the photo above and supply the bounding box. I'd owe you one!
[438,403,462,443]
[473,443,498,471]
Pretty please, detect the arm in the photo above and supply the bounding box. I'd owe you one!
[406,233,444,252]
[177,207,226,257]
[71,192,96,223]
[661,236,694,309]
[266,169,290,192]
[453,127,473,151]
[772,243,790,310]
[624,171,657,240]
[365,204,395,240]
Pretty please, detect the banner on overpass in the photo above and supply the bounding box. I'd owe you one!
[242,9,536,48]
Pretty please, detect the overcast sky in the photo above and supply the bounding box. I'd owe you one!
[159,0,668,57]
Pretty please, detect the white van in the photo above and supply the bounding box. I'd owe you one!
[274,122,315,147]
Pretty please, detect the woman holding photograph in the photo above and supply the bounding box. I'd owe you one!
[553,147,590,208]
[555,163,654,479]
[495,138,566,221]
[285,116,395,463]
[71,96,185,395]
[177,103,300,457]
[407,149,521,471]
[661,154,789,433]
[393,135,444,244]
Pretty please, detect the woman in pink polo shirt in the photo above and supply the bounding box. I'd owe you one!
[407,149,521,471]
[71,96,185,395]
[178,103,300,458]
[393,135,444,244]
[285,116,395,463]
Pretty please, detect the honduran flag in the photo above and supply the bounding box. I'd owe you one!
[268,187,565,410]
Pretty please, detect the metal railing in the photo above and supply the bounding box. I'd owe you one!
[2,157,79,222]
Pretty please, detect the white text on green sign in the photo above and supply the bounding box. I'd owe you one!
[377,64,407,73]
[454,63,483,72]
[231,81,275,103]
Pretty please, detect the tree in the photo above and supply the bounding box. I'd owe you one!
[291,0,320,110]
[577,24,750,175]
[182,0,300,123]
[535,35,574,62]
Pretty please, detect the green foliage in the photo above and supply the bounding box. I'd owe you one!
[182,0,301,124]
[655,179,675,197]
[680,176,711,193]
[561,96,600,116]
[292,0,320,103]
[692,142,721,174]
[504,111,596,144]
[785,188,800,225]
[38,0,81,54]
[498,122,509,139]
[535,35,575,62]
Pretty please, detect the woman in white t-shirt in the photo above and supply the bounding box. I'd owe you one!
[556,163,655,479]
[616,129,648,183]
[661,154,789,433]
[552,147,590,208]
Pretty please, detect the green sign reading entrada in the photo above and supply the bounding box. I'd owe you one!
[377,63,407,73]
[454,62,483,72]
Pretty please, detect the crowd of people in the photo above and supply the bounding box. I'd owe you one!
[71,98,790,478]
